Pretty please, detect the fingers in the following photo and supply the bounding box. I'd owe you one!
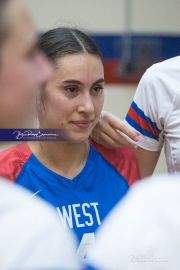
[102,111,140,142]
[91,111,140,149]
[100,131,139,149]
[101,122,139,149]
[115,122,140,142]
[91,123,139,149]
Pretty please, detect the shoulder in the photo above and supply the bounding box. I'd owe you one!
[90,140,141,186]
[133,56,180,110]
[0,143,32,182]
[139,56,180,90]
[145,56,180,76]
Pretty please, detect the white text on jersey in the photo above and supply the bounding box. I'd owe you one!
[56,202,101,229]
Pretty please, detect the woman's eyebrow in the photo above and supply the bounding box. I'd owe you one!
[62,79,83,85]
[92,78,105,85]
[62,78,105,85]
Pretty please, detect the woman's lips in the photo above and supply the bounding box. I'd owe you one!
[71,120,93,129]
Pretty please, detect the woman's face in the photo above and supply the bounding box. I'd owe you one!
[0,0,52,128]
[40,53,105,142]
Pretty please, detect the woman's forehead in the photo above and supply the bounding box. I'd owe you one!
[55,53,103,75]
[56,53,102,65]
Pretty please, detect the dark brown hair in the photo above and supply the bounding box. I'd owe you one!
[38,27,103,67]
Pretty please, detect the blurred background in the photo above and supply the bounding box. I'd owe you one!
[2,0,180,175]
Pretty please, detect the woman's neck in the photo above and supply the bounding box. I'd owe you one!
[28,141,90,179]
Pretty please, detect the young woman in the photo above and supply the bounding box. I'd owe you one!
[0,27,140,262]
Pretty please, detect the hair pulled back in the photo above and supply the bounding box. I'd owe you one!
[38,27,103,66]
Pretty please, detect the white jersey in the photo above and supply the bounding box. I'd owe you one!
[0,177,79,270]
[125,56,180,174]
[86,174,180,270]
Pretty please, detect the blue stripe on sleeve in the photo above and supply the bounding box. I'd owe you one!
[125,114,159,141]
[131,101,161,133]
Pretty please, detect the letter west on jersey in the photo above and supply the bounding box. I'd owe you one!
[56,202,101,229]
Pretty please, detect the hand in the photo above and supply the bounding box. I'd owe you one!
[91,111,140,149]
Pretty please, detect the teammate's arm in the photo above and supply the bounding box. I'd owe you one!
[91,111,140,149]
[90,110,160,178]
[133,147,161,178]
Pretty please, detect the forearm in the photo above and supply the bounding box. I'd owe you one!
[133,147,161,178]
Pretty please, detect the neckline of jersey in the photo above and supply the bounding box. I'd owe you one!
[27,144,97,190]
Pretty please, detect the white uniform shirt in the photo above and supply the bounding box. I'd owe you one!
[0,178,79,270]
[86,175,180,270]
[125,56,180,174]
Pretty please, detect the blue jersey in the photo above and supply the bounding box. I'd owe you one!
[0,143,128,262]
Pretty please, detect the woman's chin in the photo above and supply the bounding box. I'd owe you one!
[65,130,91,143]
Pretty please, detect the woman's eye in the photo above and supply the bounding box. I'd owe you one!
[66,87,77,93]
[92,86,103,93]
